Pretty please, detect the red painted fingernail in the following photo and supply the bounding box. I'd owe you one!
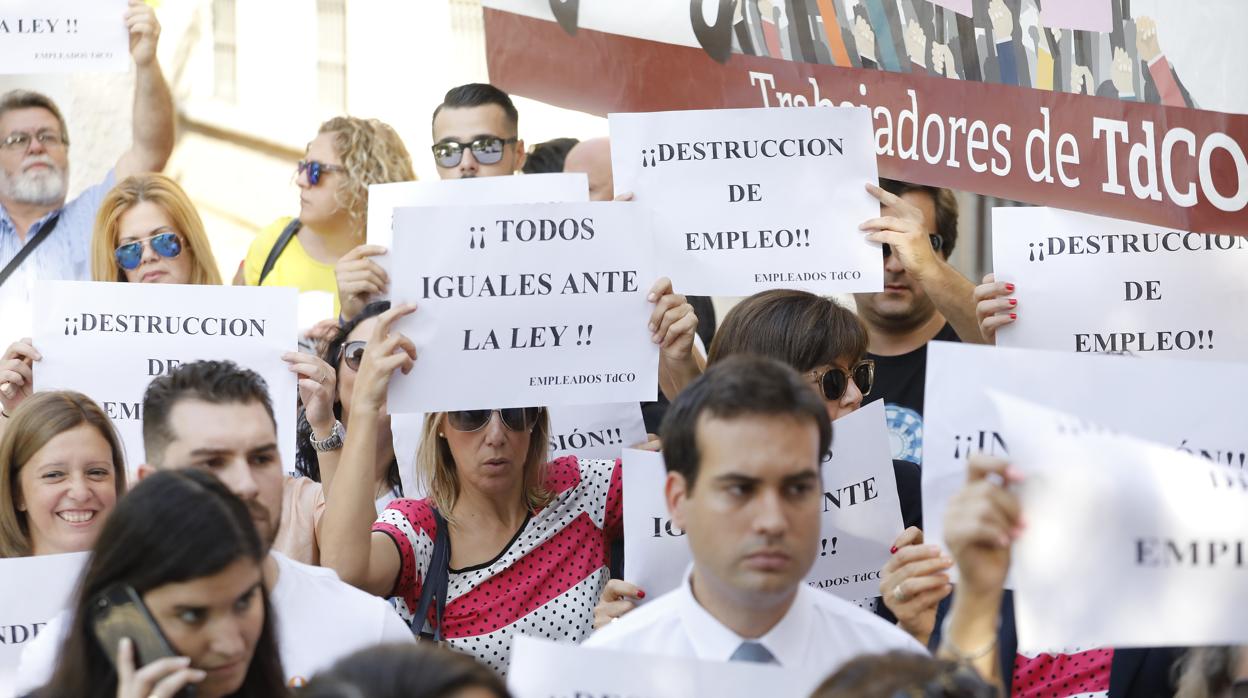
[1005,283,1015,291]
[1010,313,1017,320]
[890,546,899,554]
[637,590,646,599]
[1008,298,1017,306]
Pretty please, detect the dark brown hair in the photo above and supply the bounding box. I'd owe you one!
[297,642,509,698]
[708,289,869,372]
[880,178,959,257]
[811,651,998,697]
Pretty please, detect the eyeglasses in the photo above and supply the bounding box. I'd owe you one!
[446,408,542,433]
[114,231,183,271]
[1,131,68,152]
[431,136,517,168]
[296,160,346,186]
[882,235,944,258]
[809,360,874,402]
[337,340,367,371]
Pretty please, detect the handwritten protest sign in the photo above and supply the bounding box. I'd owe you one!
[993,207,1248,361]
[0,553,86,696]
[507,636,820,698]
[386,201,658,413]
[922,341,1248,586]
[624,401,905,603]
[34,282,298,475]
[991,392,1248,652]
[366,174,589,297]
[1,0,128,74]
[392,403,647,500]
[609,106,881,296]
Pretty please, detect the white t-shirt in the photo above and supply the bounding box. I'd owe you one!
[583,568,925,675]
[15,552,413,692]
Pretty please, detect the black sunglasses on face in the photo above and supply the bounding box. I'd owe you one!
[809,360,874,402]
[296,159,345,186]
[432,136,517,168]
[882,235,944,258]
[338,340,367,371]
[447,408,542,433]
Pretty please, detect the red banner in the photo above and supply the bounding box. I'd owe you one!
[485,8,1248,235]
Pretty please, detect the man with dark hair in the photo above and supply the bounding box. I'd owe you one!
[585,356,922,671]
[430,82,525,178]
[0,1,175,349]
[854,180,982,464]
[15,361,414,693]
[522,136,579,174]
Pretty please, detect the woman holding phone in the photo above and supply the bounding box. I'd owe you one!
[34,469,288,698]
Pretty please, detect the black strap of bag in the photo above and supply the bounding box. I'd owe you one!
[412,507,451,642]
[0,214,60,289]
[257,218,301,286]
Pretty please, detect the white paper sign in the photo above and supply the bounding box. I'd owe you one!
[990,392,1248,652]
[624,402,905,602]
[34,282,299,475]
[366,173,589,296]
[609,106,882,296]
[993,207,1248,361]
[387,201,658,412]
[0,0,129,75]
[922,342,1248,586]
[0,552,87,697]
[507,636,820,698]
[392,402,646,501]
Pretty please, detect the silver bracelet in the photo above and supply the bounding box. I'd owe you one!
[939,612,998,663]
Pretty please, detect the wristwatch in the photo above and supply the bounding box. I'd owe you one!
[310,420,346,452]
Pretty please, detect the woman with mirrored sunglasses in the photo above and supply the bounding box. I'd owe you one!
[90,173,222,286]
[320,279,700,676]
[237,116,414,333]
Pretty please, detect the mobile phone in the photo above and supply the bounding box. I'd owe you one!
[90,582,194,696]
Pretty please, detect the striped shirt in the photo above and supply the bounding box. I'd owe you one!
[373,456,623,675]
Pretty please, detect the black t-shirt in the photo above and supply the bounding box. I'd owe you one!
[868,323,960,465]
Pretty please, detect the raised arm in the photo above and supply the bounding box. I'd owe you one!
[115,0,174,180]
[319,305,415,595]
[860,183,984,343]
[649,277,703,401]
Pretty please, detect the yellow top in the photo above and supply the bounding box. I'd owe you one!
[244,217,340,317]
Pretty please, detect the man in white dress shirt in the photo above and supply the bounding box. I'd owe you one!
[585,356,925,675]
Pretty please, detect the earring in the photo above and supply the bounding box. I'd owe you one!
[438,432,445,438]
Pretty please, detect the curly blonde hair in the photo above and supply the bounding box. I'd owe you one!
[319,116,415,232]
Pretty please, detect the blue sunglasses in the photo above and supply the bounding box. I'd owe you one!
[296,159,346,186]
[114,231,183,271]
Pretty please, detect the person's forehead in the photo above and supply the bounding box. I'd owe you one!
[693,412,820,474]
[0,107,61,136]
[166,399,276,451]
[432,104,514,142]
[304,132,341,163]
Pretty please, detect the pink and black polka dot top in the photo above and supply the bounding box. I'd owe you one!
[372,456,623,675]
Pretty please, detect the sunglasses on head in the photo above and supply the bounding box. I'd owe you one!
[296,159,346,186]
[114,231,183,271]
[431,136,517,168]
[447,408,542,433]
[882,235,944,258]
[337,340,367,371]
[810,359,874,402]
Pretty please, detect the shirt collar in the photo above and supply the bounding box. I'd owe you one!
[677,565,814,667]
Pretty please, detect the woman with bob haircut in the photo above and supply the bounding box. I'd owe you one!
[0,391,126,558]
[90,173,223,285]
[35,469,289,698]
[320,279,700,676]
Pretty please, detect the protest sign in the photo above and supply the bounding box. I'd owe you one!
[507,636,820,698]
[623,401,905,603]
[34,282,298,475]
[386,201,658,413]
[992,207,1248,361]
[922,341,1248,585]
[484,0,1248,234]
[0,0,129,74]
[990,392,1248,652]
[391,402,647,500]
[0,552,87,696]
[365,174,589,297]
[610,106,882,296]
